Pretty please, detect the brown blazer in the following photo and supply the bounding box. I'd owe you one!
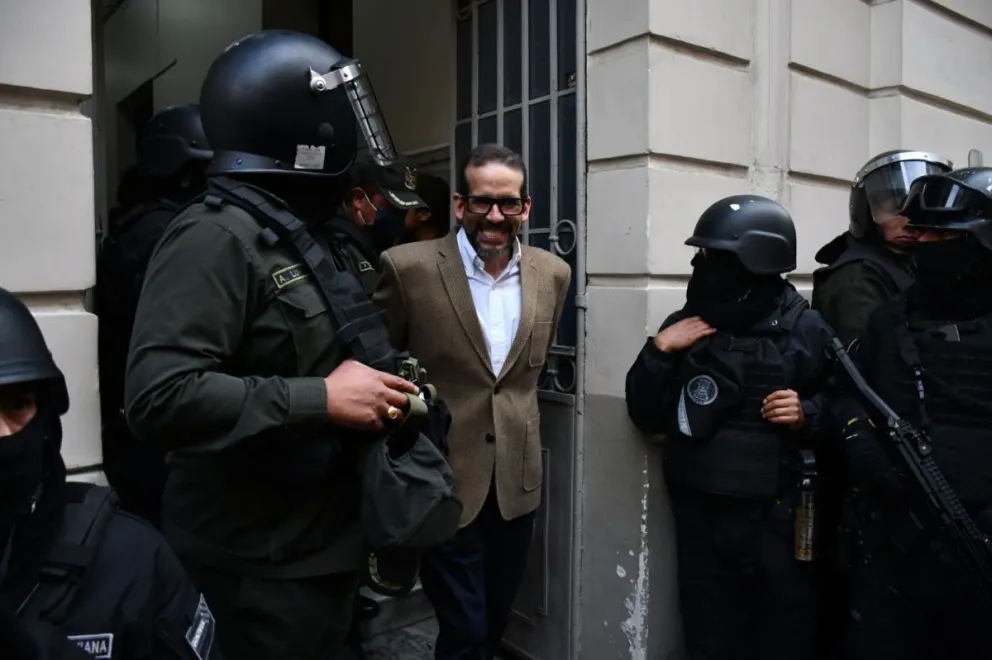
[375,232,571,526]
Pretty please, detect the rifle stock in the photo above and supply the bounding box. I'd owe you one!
[828,337,992,601]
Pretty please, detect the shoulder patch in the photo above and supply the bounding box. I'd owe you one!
[185,595,217,660]
[357,260,375,273]
[67,633,114,659]
[272,263,309,289]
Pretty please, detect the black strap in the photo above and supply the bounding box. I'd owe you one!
[206,177,397,372]
[21,485,118,623]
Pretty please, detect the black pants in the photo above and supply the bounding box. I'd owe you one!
[671,491,816,660]
[419,484,536,660]
[843,539,986,660]
[183,562,360,660]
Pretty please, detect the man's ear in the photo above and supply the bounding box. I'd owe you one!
[351,187,365,211]
[453,194,465,223]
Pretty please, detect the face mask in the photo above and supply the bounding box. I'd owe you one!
[913,236,992,320]
[686,251,785,332]
[0,412,48,541]
[362,199,407,253]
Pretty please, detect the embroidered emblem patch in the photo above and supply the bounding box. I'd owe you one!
[67,633,114,659]
[272,263,308,289]
[185,595,216,660]
[686,375,719,406]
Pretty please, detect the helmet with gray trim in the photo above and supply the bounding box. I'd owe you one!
[849,150,953,240]
[901,167,992,250]
[200,30,397,178]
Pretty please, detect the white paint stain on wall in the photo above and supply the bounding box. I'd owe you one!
[619,456,651,659]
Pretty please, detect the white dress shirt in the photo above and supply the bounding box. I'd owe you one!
[456,227,523,375]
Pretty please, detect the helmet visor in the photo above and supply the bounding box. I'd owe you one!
[903,177,992,231]
[310,61,398,168]
[863,161,949,225]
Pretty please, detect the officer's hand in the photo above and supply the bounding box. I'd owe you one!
[324,359,419,430]
[762,389,805,429]
[654,317,716,352]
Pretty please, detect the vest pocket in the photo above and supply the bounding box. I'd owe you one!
[522,415,543,491]
[275,284,334,372]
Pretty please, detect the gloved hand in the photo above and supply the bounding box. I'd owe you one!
[841,416,903,498]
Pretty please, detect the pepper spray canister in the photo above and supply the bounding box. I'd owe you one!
[794,449,817,562]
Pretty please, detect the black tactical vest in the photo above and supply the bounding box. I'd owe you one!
[664,296,808,499]
[868,306,992,507]
[813,233,914,296]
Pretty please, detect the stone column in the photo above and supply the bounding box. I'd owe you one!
[0,0,101,481]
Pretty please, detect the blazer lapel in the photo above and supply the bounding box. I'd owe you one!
[497,249,538,381]
[437,233,494,376]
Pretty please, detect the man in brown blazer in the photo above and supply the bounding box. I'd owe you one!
[374,144,571,660]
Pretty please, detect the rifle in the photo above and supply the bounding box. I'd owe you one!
[828,337,992,600]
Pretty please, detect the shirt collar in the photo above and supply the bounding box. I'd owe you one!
[457,227,522,278]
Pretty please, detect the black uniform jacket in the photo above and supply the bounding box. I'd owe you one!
[626,287,834,441]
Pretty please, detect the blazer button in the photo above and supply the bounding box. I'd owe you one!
[485,433,496,444]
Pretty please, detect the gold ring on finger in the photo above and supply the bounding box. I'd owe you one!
[386,405,403,421]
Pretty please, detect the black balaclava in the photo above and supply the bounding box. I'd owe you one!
[911,234,992,321]
[0,403,67,607]
[685,250,787,333]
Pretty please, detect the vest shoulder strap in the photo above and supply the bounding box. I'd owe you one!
[21,485,118,623]
[205,177,397,371]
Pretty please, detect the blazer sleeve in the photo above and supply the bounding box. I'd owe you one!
[547,261,573,356]
[374,249,410,350]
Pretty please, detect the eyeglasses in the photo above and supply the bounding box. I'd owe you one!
[461,195,526,216]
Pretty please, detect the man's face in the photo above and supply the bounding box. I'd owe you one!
[454,163,530,261]
[350,187,389,226]
[874,202,919,246]
[0,383,38,437]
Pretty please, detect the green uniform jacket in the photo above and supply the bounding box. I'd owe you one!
[812,234,914,346]
[125,199,362,579]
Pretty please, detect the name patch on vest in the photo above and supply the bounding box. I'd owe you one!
[67,633,114,659]
[185,595,216,660]
[272,263,309,289]
[358,260,375,273]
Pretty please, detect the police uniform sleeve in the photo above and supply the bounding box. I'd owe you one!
[374,250,410,350]
[125,215,328,451]
[625,311,688,435]
[818,262,891,346]
[791,310,839,438]
[147,536,222,660]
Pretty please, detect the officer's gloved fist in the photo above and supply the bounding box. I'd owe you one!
[842,416,902,497]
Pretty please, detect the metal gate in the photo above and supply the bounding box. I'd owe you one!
[452,0,584,658]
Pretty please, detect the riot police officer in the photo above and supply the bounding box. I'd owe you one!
[0,287,220,660]
[95,103,212,529]
[625,196,835,660]
[124,31,422,660]
[812,150,952,345]
[829,167,992,659]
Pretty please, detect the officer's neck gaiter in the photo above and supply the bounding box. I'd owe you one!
[0,411,66,604]
[911,236,992,321]
[0,413,47,546]
[685,251,786,333]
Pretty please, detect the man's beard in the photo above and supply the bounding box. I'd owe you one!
[468,222,516,260]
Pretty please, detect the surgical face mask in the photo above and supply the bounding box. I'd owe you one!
[368,204,407,253]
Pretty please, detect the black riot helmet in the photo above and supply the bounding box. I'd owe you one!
[901,167,992,249]
[200,30,397,178]
[136,104,213,179]
[685,195,797,275]
[0,288,68,416]
[849,150,952,239]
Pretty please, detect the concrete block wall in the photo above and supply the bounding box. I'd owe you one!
[578,0,992,657]
[0,0,101,482]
